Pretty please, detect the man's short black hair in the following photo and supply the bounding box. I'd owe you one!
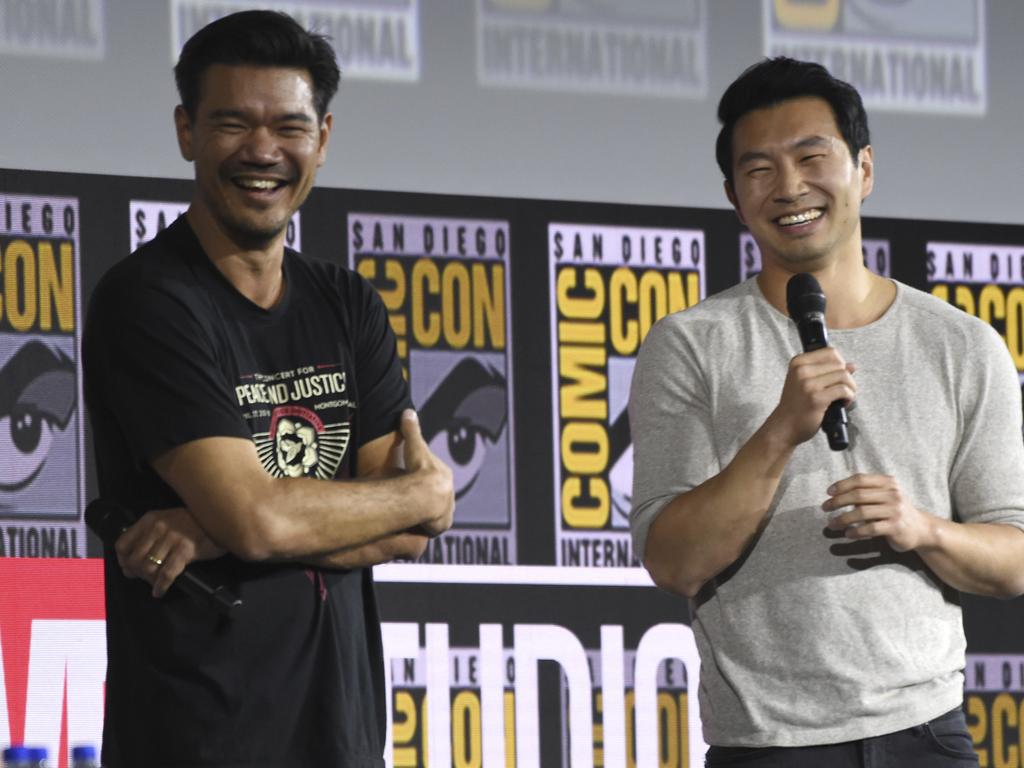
[174,10,340,122]
[715,57,870,187]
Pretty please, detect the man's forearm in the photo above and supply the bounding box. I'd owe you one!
[916,520,1024,598]
[206,470,447,561]
[304,530,430,569]
[644,419,796,598]
[152,426,453,563]
[824,474,1024,599]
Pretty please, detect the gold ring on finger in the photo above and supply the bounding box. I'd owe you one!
[147,554,164,567]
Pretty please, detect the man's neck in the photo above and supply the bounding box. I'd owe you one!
[185,207,286,310]
[757,249,895,330]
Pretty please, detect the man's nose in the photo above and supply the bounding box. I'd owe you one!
[239,127,280,164]
[773,161,808,203]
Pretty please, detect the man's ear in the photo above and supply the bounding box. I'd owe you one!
[174,105,194,162]
[858,145,874,201]
[724,180,746,226]
[317,113,333,167]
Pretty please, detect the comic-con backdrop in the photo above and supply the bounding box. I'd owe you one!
[2,167,1024,768]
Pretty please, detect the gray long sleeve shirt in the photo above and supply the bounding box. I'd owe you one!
[629,278,1024,747]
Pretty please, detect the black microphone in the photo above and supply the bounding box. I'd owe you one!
[85,498,243,616]
[785,273,850,451]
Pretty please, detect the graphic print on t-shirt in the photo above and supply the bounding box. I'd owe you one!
[234,362,355,480]
[254,405,351,480]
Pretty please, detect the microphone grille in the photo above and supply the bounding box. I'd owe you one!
[786,273,826,319]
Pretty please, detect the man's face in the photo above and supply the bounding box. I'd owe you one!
[725,96,872,273]
[175,64,331,248]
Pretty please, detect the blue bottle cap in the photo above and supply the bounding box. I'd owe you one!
[71,745,97,760]
[3,746,31,760]
[26,747,48,761]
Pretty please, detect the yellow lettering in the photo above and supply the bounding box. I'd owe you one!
[610,268,638,355]
[1006,288,1024,372]
[638,271,668,344]
[557,267,605,319]
[473,262,505,349]
[363,257,406,313]
[560,320,605,345]
[658,691,680,767]
[625,691,637,768]
[504,691,516,768]
[966,695,988,767]
[979,284,1005,326]
[410,260,504,350]
[680,692,690,768]
[452,690,482,768]
[685,272,701,311]
[4,240,37,331]
[442,261,472,349]
[561,421,609,475]
[356,258,375,280]
[411,258,441,346]
[559,346,608,420]
[666,273,687,315]
[392,690,419,767]
[774,0,840,30]
[610,269,700,354]
[562,476,609,528]
[994,693,1018,768]
[38,242,74,332]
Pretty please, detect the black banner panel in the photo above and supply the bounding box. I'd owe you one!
[1,166,1023,766]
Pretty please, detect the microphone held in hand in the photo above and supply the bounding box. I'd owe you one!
[785,273,850,451]
[85,498,243,616]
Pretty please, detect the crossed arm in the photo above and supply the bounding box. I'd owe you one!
[116,409,454,597]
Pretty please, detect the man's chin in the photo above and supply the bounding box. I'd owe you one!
[225,218,291,249]
[774,246,829,268]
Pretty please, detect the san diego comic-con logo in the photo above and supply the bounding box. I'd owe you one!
[349,213,517,565]
[1,193,85,558]
[253,406,350,480]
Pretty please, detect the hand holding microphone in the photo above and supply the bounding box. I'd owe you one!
[781,273,854,451]
[86,499,242,616]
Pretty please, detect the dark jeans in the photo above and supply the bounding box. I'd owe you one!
[705,708,978,767]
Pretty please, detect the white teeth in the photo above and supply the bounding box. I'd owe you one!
[778,209,823,226]
[236,179,279,190]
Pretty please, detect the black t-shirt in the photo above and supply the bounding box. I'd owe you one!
[83,217,410,768]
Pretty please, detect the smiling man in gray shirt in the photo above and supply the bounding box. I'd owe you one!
[629,57,1024,767]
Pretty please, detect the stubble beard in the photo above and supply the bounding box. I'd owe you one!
[207,188,299,251]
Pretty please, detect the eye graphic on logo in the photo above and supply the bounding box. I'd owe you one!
[419,359,507,501]
[0,342,76,491]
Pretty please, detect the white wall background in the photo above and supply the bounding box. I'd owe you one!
[2,0,1019,224]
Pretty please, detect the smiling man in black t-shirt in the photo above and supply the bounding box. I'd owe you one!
[83,11,454,768]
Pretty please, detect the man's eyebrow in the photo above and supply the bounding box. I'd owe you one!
[736,150,772,167]
[205,109,314,123]
[792,135,831,151]
[735,135,832,166]
[207,108,247,120]
[276,112,315,123]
